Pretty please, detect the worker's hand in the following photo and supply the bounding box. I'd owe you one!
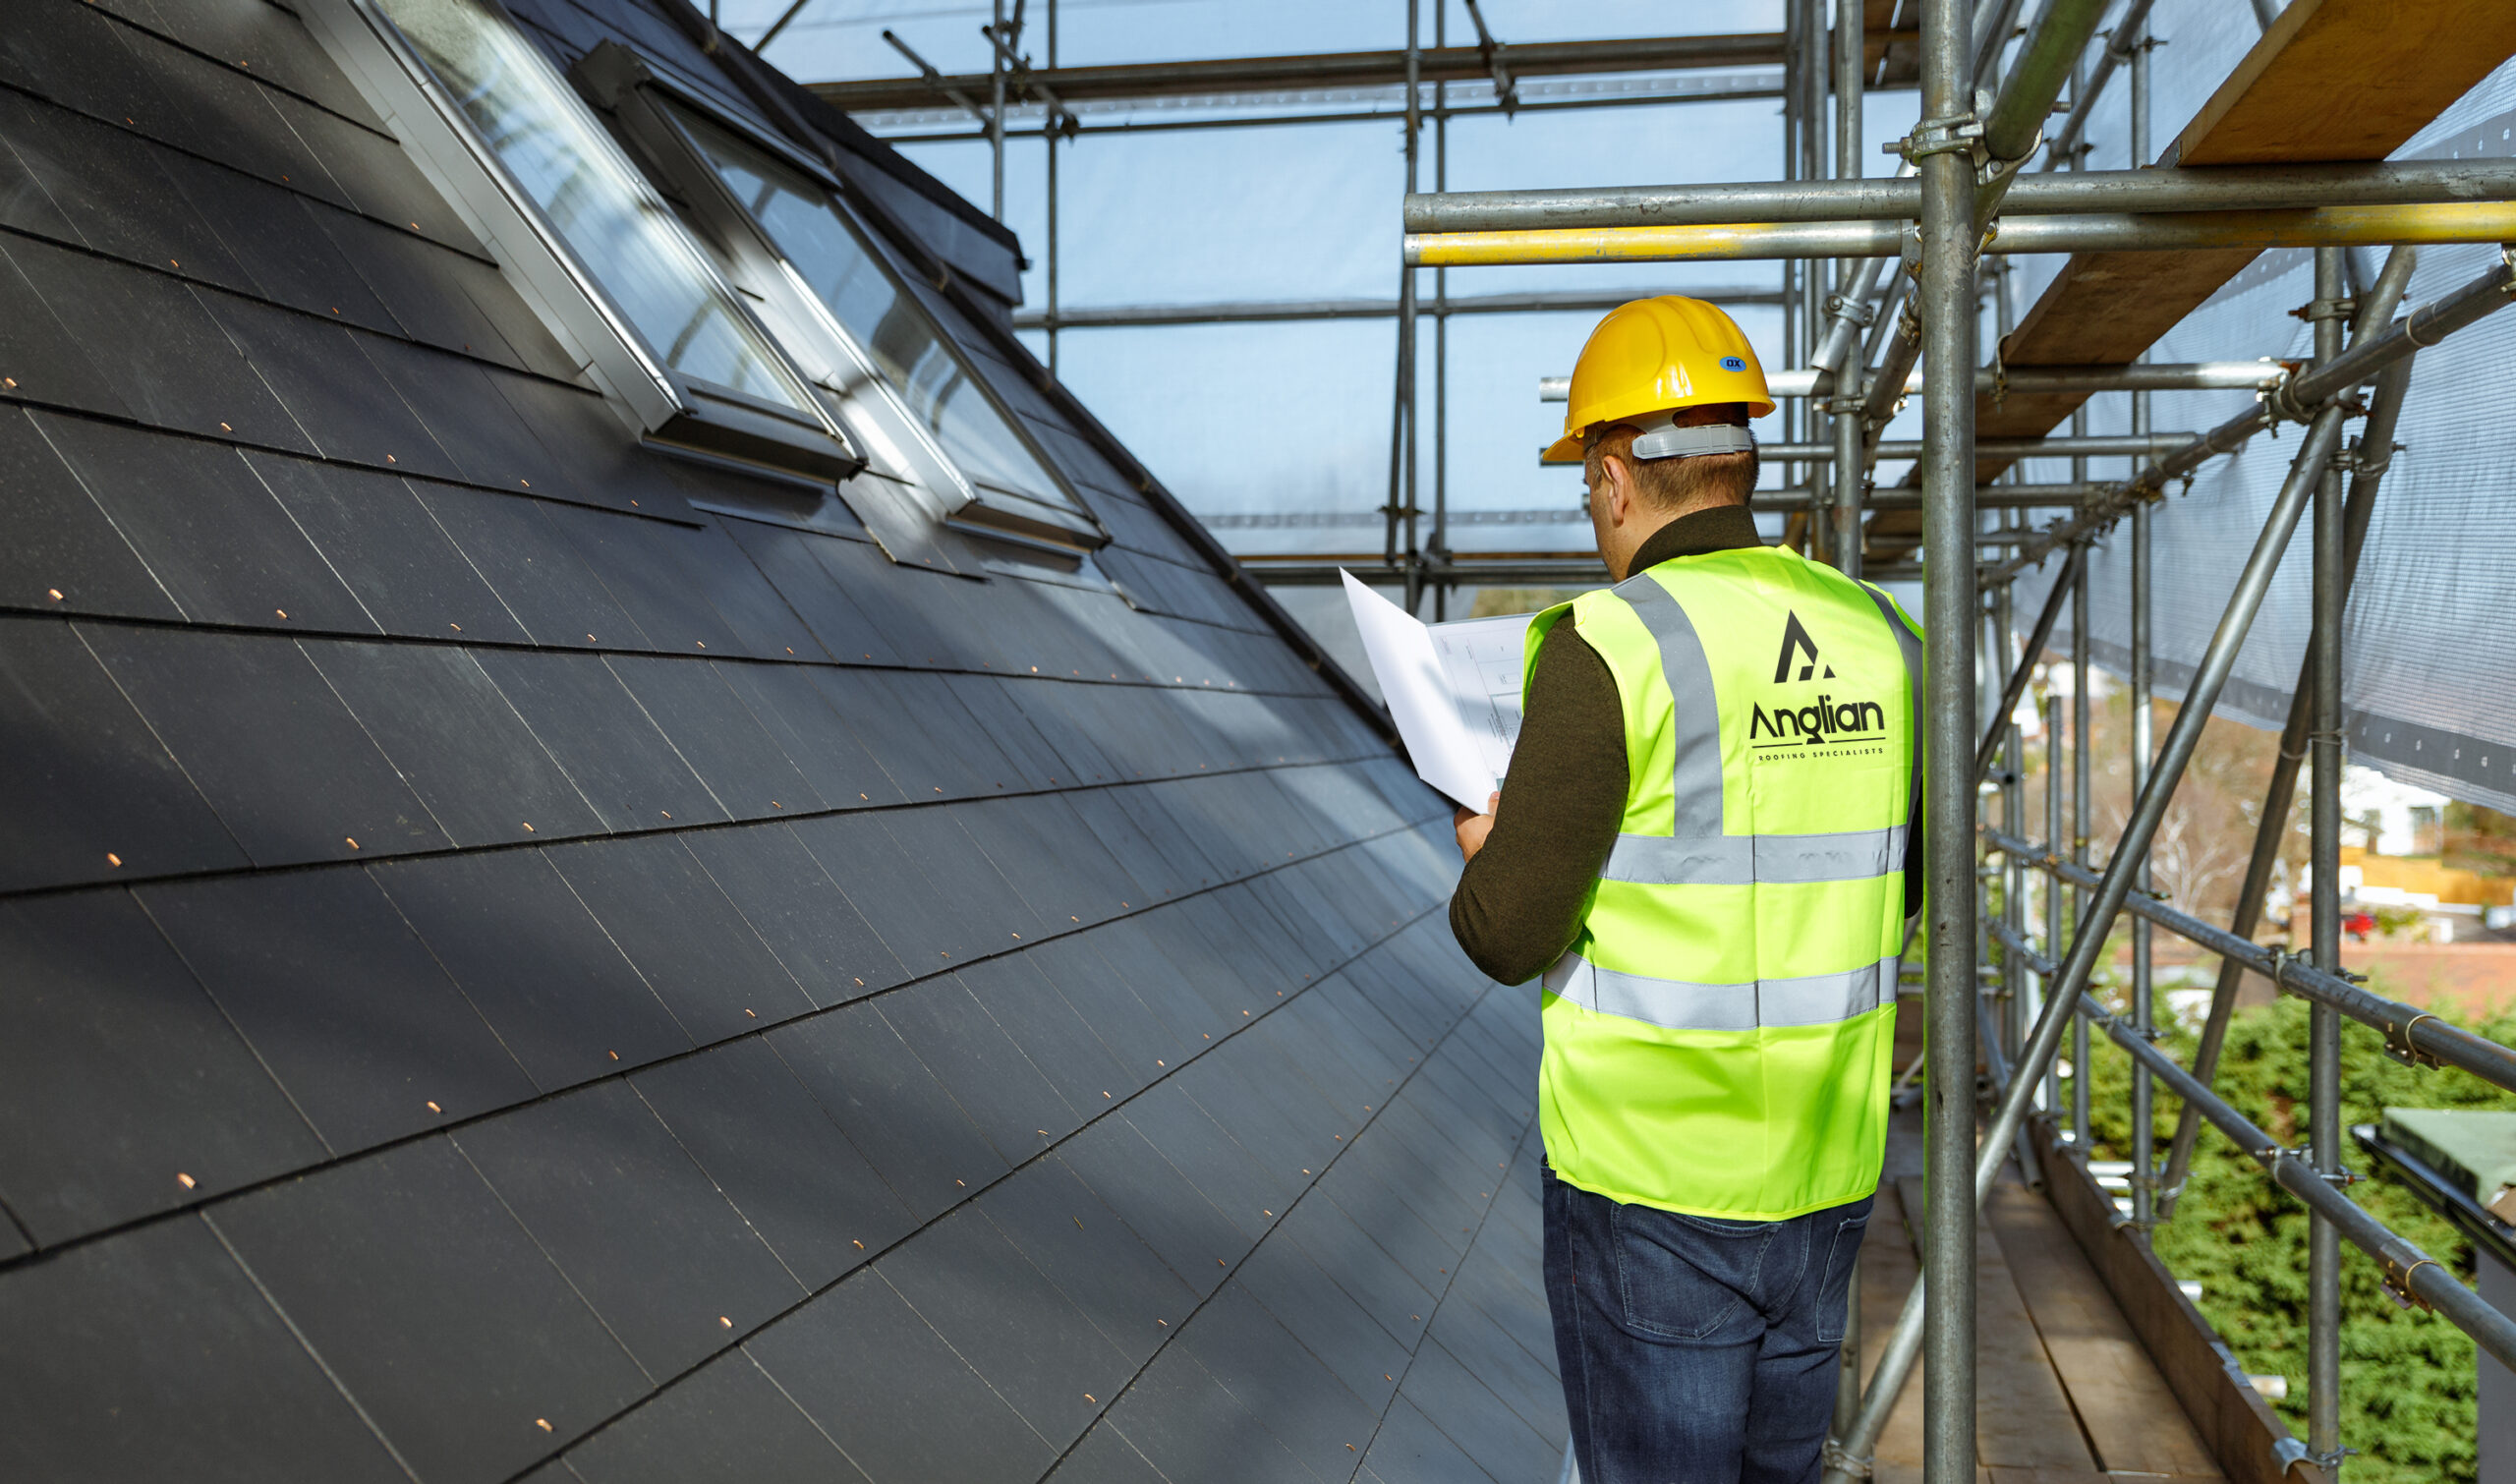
[1454,791,1500,865]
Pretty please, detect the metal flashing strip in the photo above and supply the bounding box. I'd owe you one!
[1600,826,1907,886]
[1542,951,1896,1032]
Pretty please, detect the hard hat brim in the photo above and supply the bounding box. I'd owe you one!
[1540,433,1585,465]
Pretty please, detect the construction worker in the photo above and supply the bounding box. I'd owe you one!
[1450,297,1922,1484]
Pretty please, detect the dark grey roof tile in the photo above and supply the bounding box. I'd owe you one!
[1315,1148,1459,1300]
[203,298,461,477]
[1100,1344,1311,1484]
[0,0,176,153]
[1274,1190,1437,1353]
[747,1271,1055,1484]
[304,639,602,846]
[1060,787,1176,900]
[662,517,818,656]
[957,793,1137,931]
[712,661,903,810]
[715,518,894,663]
[944,673,1067,789]
[544,832,813,1041]
[208,1136,650,1484]
[471,648,725,830]
[137,867,534,1153]
[877,976,1075,1164]
[784,810,955,970]
[7,239,310,448]
[566,1349,867,1484]
[1179,1282,1381,1481]
[0,889,325,1244]
[999,677,1121,784]
[1424,1263,1561,1439]
[1058,1113,1246,1300]
[879,1207,1131,1452]
[0,1214,407,1484]
[1042,1421,1167,1484]
[36,413,369,633]
[953,954,1136,1116]
[312,205,528,365]
[873,805,1042,958]
[810,667,1001,801]
[246,456,524,638]
[453,1080,804,1381]
[1088,913,1233,1054]
[0,92,255,292]
[1018,933,1185,1090]
[630,1037,912,1290]
[1120,1082,1290,1240]
[410,485,647,650]
[1391,1340,1556,1484]
[155,156,399,331]
[263,86,473,248]
[1354,1393,1500,1484]
[605,655,821,819]
[82,623,451,863]
[369,847,691,1089]
[122,0,383,129]
[353,332,562,496]
[117,22,348,208]
[0,615,241,889]
[0,239,131,423]
[543,506,741,653]
[485,368,672,508]
[1102,781,1223,890]
[767,1000,1007,1224]
[677,821,906,1006]
[975,1155,1197,1368]
[1233,1229,1410,1415]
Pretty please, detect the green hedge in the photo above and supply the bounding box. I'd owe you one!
[2064,979,2516,1483]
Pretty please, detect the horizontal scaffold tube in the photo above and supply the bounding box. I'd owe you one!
[1403,159,2516,231]
[1987,247,2516,581]
[1405,202,2516,265]
[1984,829,2516,1092]
[1540,363,2284,401]
[1757,432,2195,461]
[1758,483,2105,510]
[1979,916,2516,1371]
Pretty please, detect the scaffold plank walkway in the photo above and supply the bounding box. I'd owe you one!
[1857,1026,2226,1484]
[1970,0,2516,478]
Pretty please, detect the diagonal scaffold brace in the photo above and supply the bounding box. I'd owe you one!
[1820,244,2516,1484]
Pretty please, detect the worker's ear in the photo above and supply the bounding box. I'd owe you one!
[1596,450,1638,530]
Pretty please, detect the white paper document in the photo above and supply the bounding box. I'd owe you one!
[1341,571,1535,810]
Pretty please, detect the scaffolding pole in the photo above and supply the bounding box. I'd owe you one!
[1913,0,1977,1474]
[1404,159,2516,231]
[1406,200,2516,265]
[1981,910,2516,1372]
[2308,240,2348,1478]
[2156,248,2419,1221]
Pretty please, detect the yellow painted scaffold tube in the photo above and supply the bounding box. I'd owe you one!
[1402,200,2516,266]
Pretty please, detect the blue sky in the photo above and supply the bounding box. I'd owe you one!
[707,1,1937,554]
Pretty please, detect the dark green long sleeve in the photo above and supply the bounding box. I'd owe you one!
[1448,505,1765,984]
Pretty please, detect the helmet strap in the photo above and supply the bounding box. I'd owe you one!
[1627,411,1755,462]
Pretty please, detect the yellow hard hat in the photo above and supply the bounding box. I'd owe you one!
[1542,296,1775,464]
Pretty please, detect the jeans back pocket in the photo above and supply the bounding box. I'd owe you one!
[1608,1204,1771,1342]
[1813,1209,1871,1346]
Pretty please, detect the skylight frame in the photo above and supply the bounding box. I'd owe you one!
[298,0,864,483]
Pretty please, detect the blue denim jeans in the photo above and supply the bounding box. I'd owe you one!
[1542,1165,1871,1484]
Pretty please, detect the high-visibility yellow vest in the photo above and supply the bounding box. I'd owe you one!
[1526,543,1922,1221]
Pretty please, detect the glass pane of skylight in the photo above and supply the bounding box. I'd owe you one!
[375,0,806,410]
[670,108,1078,514]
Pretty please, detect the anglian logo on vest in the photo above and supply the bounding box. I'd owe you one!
[1749,610,1887,750]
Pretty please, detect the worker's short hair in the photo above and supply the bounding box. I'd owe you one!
[1584,404,1758,511]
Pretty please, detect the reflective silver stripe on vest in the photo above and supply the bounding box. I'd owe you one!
[1543,951,1897,1032]
[1601,825,1910,886]
[1610,570,1725,837]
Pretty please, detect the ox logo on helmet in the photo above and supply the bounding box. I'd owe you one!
[1720,355,1746,371]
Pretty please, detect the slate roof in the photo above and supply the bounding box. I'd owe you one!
[0,2,1565,1481]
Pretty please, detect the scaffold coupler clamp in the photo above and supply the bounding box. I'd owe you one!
[2379,1252,2440,1313]
[2383,1009,2442,1069]
[1820,1437,1873,1479]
